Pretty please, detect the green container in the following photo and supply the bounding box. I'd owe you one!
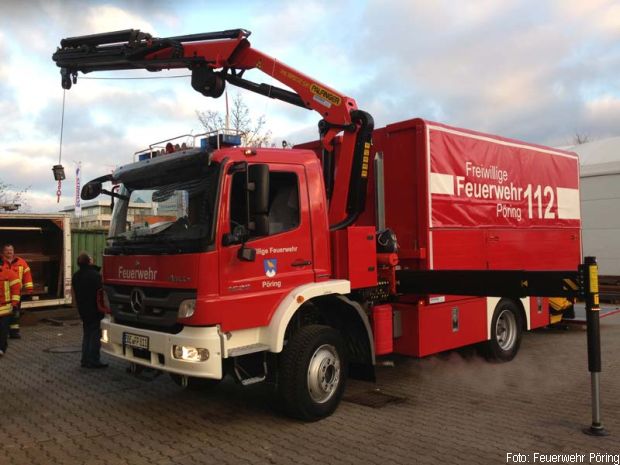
[71,229,108,274]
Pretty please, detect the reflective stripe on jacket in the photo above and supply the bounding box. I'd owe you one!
[2,257,33,291]
[0,267,21,316]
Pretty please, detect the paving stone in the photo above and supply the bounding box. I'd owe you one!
[0,316,619,464]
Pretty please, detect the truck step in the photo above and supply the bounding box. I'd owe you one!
[240,375,267,386]
[232,349,269,386]
[228,343,269,357]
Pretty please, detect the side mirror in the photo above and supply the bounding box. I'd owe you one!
[237,246,256,262]
[81,181,102,200]
[249,164,269,215]
[253,214,269,237]
[81,174,113,200]
[221,224,256,262]
[248,164,269,236]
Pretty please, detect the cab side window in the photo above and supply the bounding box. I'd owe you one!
[267,172,299,235]
[230,171,300,239]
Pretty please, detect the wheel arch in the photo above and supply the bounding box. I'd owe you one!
[486,296,529,339]
[265,280,351,353]
[265,281,375,376]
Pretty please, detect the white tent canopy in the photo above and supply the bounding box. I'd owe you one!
[566,136,620,276]
[566,136,620,177]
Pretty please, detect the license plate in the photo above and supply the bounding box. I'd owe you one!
[123,333,149,350]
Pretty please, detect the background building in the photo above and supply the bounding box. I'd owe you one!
[568,137,620,278]
[62,199,154,230]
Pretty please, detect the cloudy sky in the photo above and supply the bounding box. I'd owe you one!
[1,0,619,212]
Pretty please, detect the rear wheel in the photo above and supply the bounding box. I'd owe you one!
[169,373,221,390]
[278,325,348,421]
[481,300,523,361]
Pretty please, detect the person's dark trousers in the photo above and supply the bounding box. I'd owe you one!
[0,314,11,352]
[9,302,21,338]
[81,319,102,366]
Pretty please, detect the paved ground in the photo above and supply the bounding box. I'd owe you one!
[1,311,619,465]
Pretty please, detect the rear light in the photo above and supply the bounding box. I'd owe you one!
[97,289,111,314]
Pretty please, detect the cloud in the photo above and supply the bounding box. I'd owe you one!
[552,0,620,40]
[83,5,158,36]
[2,0,620,216]
[342,0,620,145]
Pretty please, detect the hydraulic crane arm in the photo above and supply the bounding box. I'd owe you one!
[52,28,374,229]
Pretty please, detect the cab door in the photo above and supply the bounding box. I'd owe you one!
[218,163,315,331]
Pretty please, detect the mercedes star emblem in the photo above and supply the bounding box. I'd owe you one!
[130,288,145,313]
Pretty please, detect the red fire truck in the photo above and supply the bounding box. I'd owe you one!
[53,29,581,421]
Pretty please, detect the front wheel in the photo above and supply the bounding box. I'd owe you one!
[278,325,348,421]
[481,300,523,362]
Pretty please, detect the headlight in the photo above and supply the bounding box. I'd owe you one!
[178,299,196,319]
[172,345,209,362]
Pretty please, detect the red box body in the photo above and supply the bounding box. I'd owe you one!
[361,118,581,273]
[356,119,581,357]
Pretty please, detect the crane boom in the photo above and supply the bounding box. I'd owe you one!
[52,28,374,228]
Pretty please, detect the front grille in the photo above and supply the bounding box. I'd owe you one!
[109,284,172,299]
[105,285,196,332]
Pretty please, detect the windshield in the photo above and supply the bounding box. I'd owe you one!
[107,154,221,255]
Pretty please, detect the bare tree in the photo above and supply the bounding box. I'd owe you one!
[196,92,272,147]
[573,133,591,145]
[0,180,29,212]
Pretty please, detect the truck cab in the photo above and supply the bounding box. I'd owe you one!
[101,136,331,330]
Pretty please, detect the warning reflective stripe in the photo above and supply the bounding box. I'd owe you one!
[23,267,30,273]
[4,282,9,302]
[18,266,23,279]
[556,188,580,220]
[9,279,20,287]
[563,279,579,291]
[589,265,599,293]
[11,295,20,303]
[430,173,455,195]
[24,282,33,288]
[0,304,12,316]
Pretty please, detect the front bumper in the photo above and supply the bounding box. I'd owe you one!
[101,317,223,379]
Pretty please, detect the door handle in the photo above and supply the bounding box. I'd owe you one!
[291,259,312,267]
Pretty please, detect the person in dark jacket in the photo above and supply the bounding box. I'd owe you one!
[72,252,107,369]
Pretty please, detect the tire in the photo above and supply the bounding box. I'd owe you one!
[481,300,523,362]
[169,373,221,391]
[278,325,348,421]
